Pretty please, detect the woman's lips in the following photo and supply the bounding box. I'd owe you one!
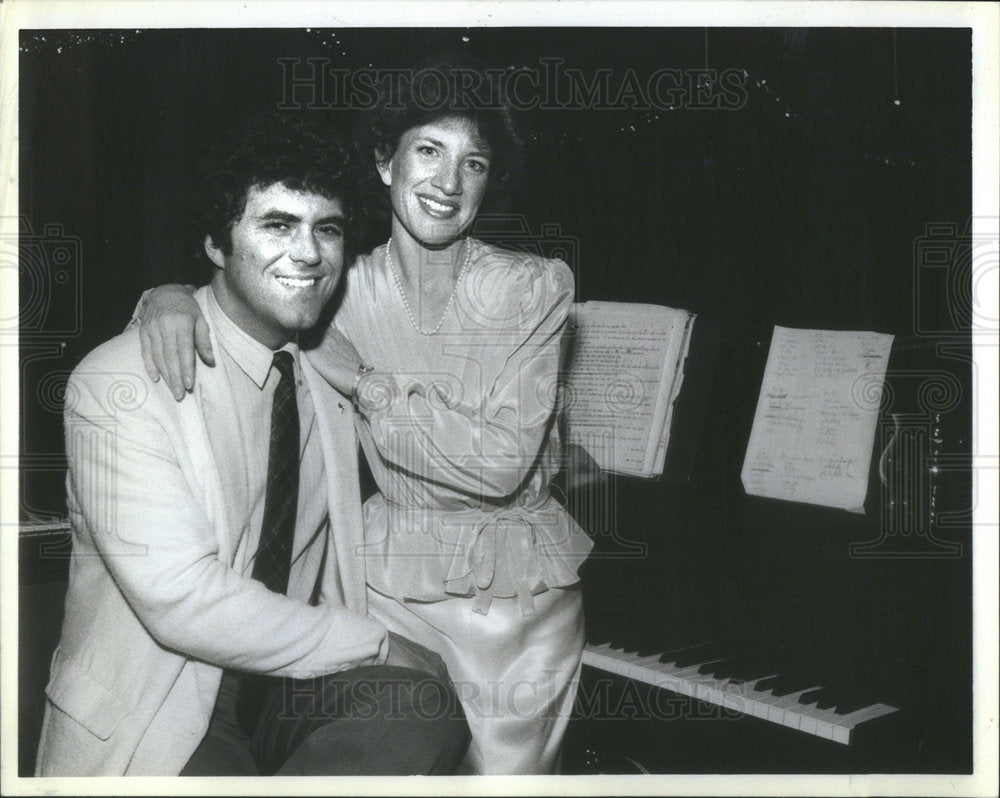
[417,195,460,218]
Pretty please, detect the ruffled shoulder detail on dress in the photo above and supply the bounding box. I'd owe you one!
[454,240,574,334]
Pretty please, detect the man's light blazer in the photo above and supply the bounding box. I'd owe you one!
[36,288,383,776]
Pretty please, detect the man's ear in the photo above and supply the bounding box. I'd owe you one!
[375,149,393,188]
[204,234,226,269]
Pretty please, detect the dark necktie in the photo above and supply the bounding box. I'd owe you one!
[237,350,300,735]
[251,350,300,593]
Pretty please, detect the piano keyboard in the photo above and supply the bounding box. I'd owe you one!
[582,643,899,745]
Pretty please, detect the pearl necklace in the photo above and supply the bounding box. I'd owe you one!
[385,237,472,336]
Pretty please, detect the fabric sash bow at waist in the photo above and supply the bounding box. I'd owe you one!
[444,505,547,616]
[366,493,591,617]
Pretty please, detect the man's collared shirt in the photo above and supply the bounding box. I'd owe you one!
[202,285,329,589]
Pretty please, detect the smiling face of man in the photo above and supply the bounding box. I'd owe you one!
[206,182,345,349]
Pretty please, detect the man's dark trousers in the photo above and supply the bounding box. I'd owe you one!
[180,665,470,775]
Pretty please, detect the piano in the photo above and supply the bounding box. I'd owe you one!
[557,332,973,775]
[560,525,969,774]
[581,641,898,746]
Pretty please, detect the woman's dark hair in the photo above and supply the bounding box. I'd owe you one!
[353,53,525,239]
[193,112,359,266]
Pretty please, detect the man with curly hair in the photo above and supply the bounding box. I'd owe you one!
[34,113,469,777]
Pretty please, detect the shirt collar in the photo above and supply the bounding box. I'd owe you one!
[204,284,299,389]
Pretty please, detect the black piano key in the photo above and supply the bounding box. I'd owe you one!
[799,687,825,705]
[655,639,715,665]
[810,687,843,711]
[760,674,815,698]
[828,670,886,715]
[694,642,759,677]
[751,674,782,692]
[786,673,893,729]
[692,639,752,674]
[713,651,781,685]
[671,642,721,668]
[703,658,737,679]
[832,681,890,716]
[795,682,889,723]
[698,658,730,676]
[734,666,784,686]
[588,620,893,712]
[833,695,881,716]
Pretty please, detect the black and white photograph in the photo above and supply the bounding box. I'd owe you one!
[2,1,997,795]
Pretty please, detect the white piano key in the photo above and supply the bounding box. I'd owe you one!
[789,696,841,741]
[799,712,819,737]
[718,682,751,715]
[618,649,646,662]
[775,688,823,731]
[693,680,740,711]
[762,689,811,726]
[813,716,838,742]
[747,682,800,723]
[660,665,712,698]
[838,702,898,728]
[580,644,897,746]
[583,646,629,678]
[621,651,666,682]
[631,660,677,689]
[751,692,775,720]
[795,696,835,721]
[613,650,644,681]
[748,676,786,723]
[830,702,899,744]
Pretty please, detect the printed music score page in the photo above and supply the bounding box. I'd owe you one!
[741,326,894,510]
[562,302,695,478]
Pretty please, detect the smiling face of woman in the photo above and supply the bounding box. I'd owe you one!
[377,116,491,250]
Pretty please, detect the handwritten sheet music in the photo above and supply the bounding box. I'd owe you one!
[564,302,694,477]
[741,326,894,510]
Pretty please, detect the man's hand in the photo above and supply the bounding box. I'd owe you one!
[137,284,214,401]
[384,632,450,682]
